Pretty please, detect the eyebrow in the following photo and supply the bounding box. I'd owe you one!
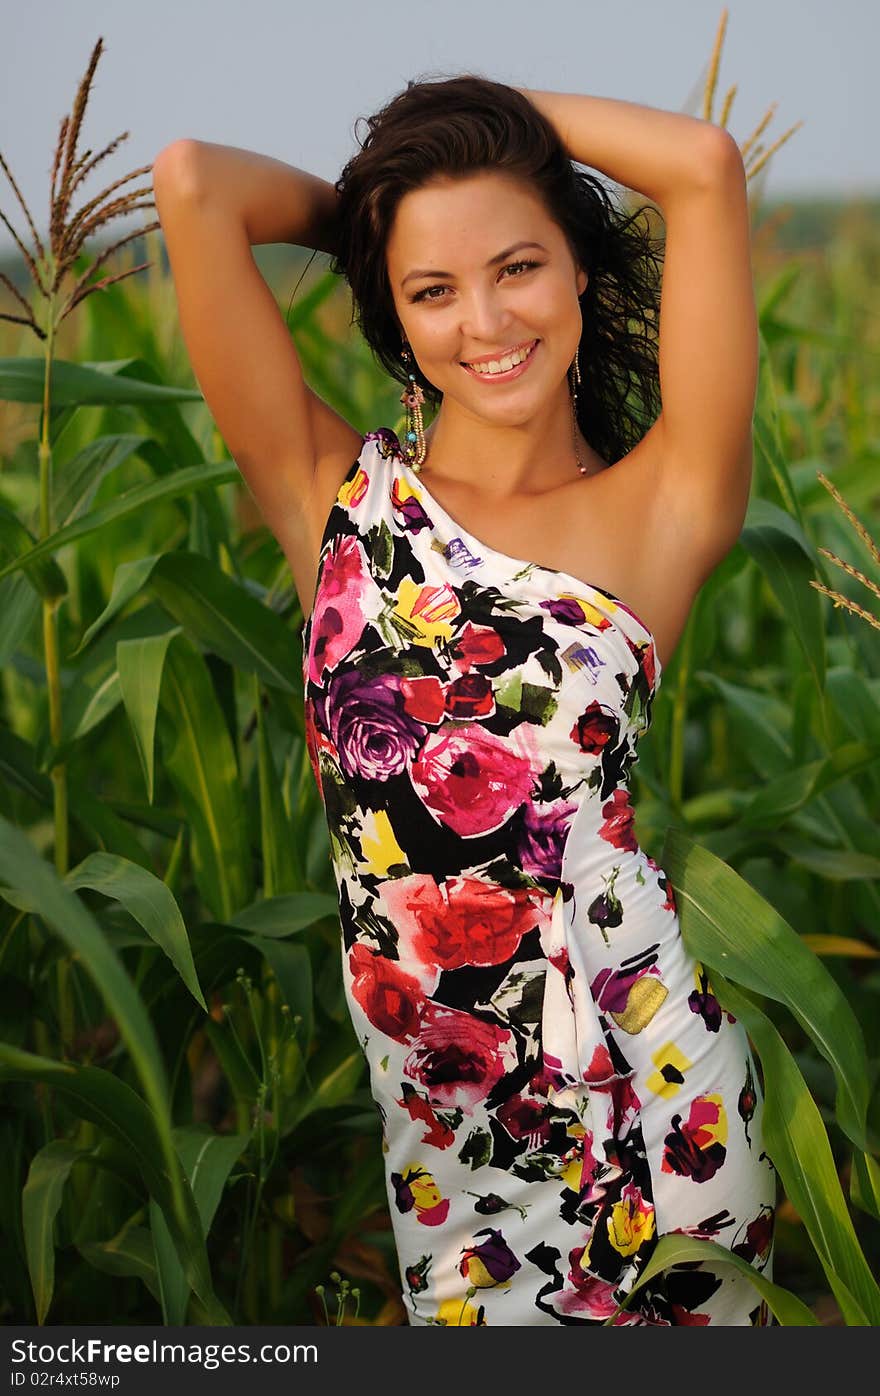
[401,240,548,288]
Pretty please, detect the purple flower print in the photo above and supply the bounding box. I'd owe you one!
[519,798,578,880]
[458,1228,521,1287]
[390,476,433,533]
[323,668,425,781]
[542,595,593,626]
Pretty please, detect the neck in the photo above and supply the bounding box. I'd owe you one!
[420,390,605,496]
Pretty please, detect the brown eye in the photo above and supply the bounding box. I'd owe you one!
[502,259,540,278]
[412,284,447,303]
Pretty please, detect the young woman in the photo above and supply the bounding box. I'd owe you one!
[153,75,776,1326]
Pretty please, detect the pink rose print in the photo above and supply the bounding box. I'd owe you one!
[410,722,537,836]
[306,533,373,686]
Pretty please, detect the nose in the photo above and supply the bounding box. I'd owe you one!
[459,286,515,345]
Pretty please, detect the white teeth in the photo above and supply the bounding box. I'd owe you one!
[466,341,535,375]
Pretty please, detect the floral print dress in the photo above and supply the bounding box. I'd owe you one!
[302,426,777,1326]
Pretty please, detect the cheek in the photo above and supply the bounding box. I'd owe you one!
[412,315,459,360]
[531,278,578,325]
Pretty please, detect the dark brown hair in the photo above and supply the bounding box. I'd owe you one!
[330,72,664,466]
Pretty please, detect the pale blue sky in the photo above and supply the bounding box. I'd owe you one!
[1,0,876,254]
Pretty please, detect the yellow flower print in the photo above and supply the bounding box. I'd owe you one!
[392,577,459,648]
[609,975,669,1034]
[607,1185,656,1256]
[697,1093,728,1148]
[409,1168,443,1212]
[646,1042,693,1099]
[338,465,368,509]
[435,1296,485,1325]
[559,1121,587,1191]
[557,589,617,629]
[359,808,407,877]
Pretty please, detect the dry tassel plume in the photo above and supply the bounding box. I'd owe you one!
[809,471,880,635]
[0,35,160,341]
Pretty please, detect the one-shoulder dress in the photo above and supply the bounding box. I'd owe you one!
[301,426,777,1326]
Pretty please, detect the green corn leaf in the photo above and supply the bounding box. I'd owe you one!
[739,496,825,688]
[0,357,204,406]
[22,1141,85,1324]
[661,828,870,1153]
[247,937,314,1050]
[0,463,238,585]
[175,1127,252,1236]
[253,673,299,895]
[604,1233,818,1327]
[78,1223,161,1304]
[49,433,155,532]
[825,669,880,747]
[72,556,165,656]
[116,632,177,803]
[772,842,880,884]
[0,1045,227,1324]
[851,1150,880,1223]
[228,892,339,938]
[0,503,67,600]
[156,634,253,920]
[0,817,181,1179]
[148,552,301,693]
[73,552,300,694]
[752,332,800,519]
[740,740,878,828]
[63,851,207,1011]
[691,673,792,778]
[289,1050,364,1132]
[708,971,880,1326]
[150,1127,250,1325]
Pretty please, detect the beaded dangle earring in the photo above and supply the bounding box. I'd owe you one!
[400,344,427,472]
[569,346,588,477]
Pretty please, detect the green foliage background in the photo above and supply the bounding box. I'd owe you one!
[1,193,879,1326]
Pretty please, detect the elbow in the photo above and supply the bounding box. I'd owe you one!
[152,140,203,194]
[699,126,746,185]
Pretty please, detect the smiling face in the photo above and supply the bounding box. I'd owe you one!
[386,170,588,428]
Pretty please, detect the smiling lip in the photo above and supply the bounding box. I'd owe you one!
[461,339,540,383]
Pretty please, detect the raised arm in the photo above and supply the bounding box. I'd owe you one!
[518,89,757,555]
[151,140,363,602]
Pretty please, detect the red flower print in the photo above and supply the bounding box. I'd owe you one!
[595,1073,641,1145]
[560,1252,622,1320]
[397,1082,456,1149]
[348,943,425,1043]
[303,693,324,800]
[732,1205,774,1267]
[495,1091,553,1144]
[582,1041,616,1085]
[390,1164,450,1226]
[402,1001,513,1110]
[569,701,620,755]
[599,787,638,853]
[452,621,506,671]
[444,672,495,719]
[400,675,446,724]
[661,1093,728,1182]
[383,873,552,972]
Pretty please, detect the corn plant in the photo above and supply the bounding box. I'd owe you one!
[0,18,878,1327]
